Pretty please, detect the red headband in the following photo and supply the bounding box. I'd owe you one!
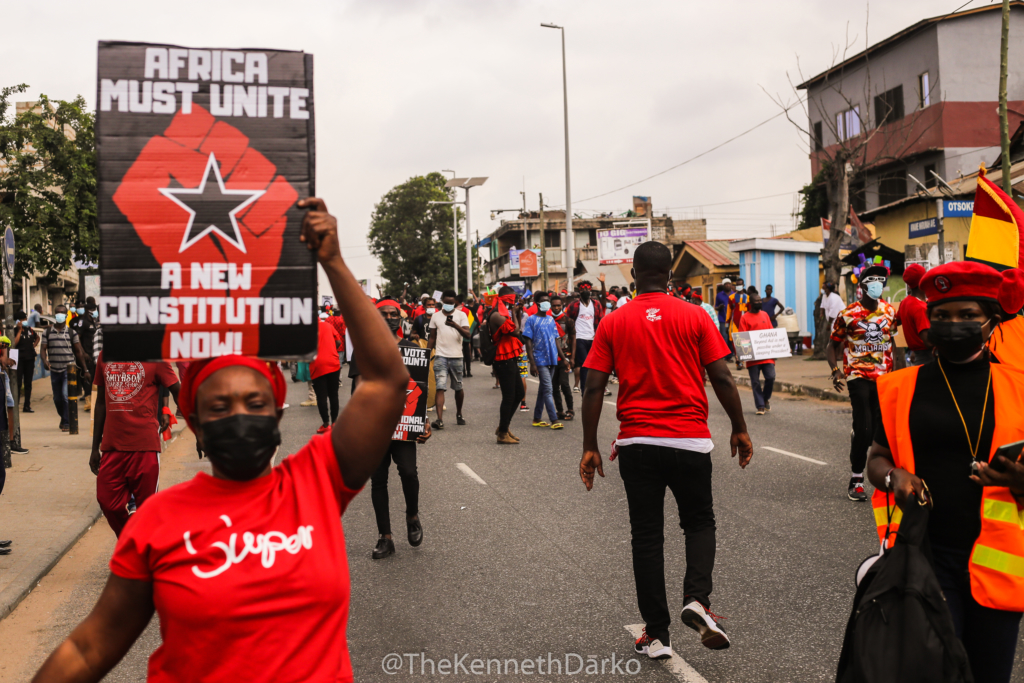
[178,355,287,433]
[376,298,400,309]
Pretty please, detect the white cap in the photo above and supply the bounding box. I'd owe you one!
[721,278,732,284]
[318,312,329,320]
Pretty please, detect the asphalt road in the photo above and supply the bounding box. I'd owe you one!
[4,366,1024,682]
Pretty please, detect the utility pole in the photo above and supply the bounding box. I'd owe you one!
[1000,0,1012,194]
[539,193,548,292]
[442,169,458,293]
[936,197,946,265]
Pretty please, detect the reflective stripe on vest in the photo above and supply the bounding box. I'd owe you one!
[874,363,1024,612]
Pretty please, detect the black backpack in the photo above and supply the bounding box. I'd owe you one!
[479,306,498,366]
[835,494,973,683]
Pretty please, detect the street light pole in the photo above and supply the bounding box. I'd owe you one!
[542,23,573,292]
[442,169,458,293]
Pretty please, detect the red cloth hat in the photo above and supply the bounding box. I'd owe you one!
[999,268,1024,314]
[178,355,287,433]
[902,263,926,289]
[921,261,1004,307]
[692,292,703,302]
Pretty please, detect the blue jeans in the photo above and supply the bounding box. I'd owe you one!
[534,365,558,422]
[747,364,775,410]
[50,368,69,427]
[719,322,734,359]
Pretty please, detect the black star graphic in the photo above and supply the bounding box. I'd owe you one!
[160,153,265,254]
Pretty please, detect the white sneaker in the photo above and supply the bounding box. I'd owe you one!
[633,628,672,660]
[680,600,730,650]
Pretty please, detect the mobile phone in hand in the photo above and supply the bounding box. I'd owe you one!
[990,440,1024,473]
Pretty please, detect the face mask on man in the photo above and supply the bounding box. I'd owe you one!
[385,317,402,334]
[199,414,281,481]
[442,303,455,313]
[55,313,67,324]
[865,282,884,300]
[76,308,84,315]
[90,310,98,319]
[426,307,436,315]
[930,319,991,362]
[539,301,551,313]
[606,302,613,309]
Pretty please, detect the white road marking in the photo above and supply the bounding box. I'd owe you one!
[761,446,827,466]
[456,463,487,485]
[624,624,709,683]
[604,401,616,407]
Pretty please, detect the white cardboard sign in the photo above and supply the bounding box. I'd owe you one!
[732,328,793,362]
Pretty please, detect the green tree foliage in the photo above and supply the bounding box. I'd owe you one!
[368,172,466,297]
[0,84,97,279]
[796,167,829,231]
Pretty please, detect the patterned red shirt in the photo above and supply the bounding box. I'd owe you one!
[830,300,896,382]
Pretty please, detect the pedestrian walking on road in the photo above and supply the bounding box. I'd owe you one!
[867,261,1024,683]
[90,354,180,536]
[551,295,575,420]
[826,262,896,502]
[523,292,570,430]
[310,313,343,434]
[40,304,92,432]
[737,288,776,415]
[32,197,410,683]
[488,286,525,444]
[427,290,470,429]
[365,298,432,560]
[579,241,753,659]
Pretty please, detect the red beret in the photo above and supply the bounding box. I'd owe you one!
[903,263,926,289]
[999,268,1024,314]
[178,355,287,433]
[921,261,1004,307]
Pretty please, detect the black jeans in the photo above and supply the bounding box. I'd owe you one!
[618,444,716,644]
[847,378,880,474]
[493,357,525,432]
[18,355,34,408]
[552,362,574,414]
[370,440,418,536]
[311,370,340,426]
[932,543,1022,683]
[463,340,473,376]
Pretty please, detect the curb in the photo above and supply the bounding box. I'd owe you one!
[731,373,849,403]
[0,421,189,622]
[0,506,102,621]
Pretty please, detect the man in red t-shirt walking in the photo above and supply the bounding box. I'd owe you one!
[579,241,753,659]
[90,356,180,536]
[737,288,776,415]
[895,263,931,366]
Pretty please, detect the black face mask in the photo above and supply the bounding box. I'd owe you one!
[199,414,281,481]
[749,303,762,313]
[385,317,402,333]
[929,320,989,362]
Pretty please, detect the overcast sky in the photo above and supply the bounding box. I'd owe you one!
[1,0,988,282]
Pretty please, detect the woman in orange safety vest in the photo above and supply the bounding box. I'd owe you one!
[866,261,1024,683]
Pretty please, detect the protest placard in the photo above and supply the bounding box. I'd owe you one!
[731,328,793,362]
[394,344,429,441]
[96,41,317,361]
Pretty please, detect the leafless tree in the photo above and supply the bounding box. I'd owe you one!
[765,19,941,357]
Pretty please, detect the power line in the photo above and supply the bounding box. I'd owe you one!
[548,100,805,208]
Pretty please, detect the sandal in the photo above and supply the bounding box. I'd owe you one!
[564,410,575,421]
[532,421,550,428]
[550,422,564,430]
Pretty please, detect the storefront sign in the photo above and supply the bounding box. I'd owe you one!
[943,200,974,218]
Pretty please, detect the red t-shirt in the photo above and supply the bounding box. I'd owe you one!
[110,433,359,683]
[737,311,776,367]
[310,320,342,379]
[896,295,930,351]
[584,292,730,440]
[95,356,179,452]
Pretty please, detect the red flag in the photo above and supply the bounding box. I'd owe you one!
[849,206,873,245]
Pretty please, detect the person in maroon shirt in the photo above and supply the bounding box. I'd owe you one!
[33,198,410,683]
[896,263,932,366]
[737,289,776,415]
[579,241,753,658]
[90,357,181,536]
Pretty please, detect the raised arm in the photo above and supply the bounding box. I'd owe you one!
[299,198,408,490]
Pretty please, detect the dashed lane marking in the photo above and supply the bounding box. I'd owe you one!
[761,446,827,466]
[456,463,487,485]
[624,624,710,683]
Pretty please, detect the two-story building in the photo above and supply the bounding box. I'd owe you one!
[799,2,1024,213]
